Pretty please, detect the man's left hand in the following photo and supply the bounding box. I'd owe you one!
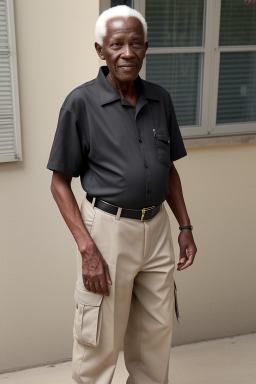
[177,230,197,271]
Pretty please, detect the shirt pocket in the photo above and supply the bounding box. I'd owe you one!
[153,129,171,167]
[73,282,104,347]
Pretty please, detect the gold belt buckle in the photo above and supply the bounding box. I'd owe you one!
[141,206,155,221]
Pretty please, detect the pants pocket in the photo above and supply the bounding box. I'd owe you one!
[73,282,104,347]
[80,194,97,236]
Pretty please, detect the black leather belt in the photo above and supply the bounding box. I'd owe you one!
[86,194,161,221]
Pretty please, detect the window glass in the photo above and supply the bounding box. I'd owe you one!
[217,52,256,124]
[219,0,256,46]
[146,53,203,126]
[146,0,205,47]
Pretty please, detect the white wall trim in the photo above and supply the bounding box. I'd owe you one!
[185,133,256,148]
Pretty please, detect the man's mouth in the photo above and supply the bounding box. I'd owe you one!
[118,64,137,68]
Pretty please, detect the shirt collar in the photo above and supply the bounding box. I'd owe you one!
[96,66,160,106]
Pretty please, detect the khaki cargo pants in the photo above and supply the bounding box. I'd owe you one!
[72,195,176,384]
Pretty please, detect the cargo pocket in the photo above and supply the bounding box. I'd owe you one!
[73,282,104,347]
[153,129,171,167]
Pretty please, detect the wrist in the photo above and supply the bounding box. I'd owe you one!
[179,225,193,230]
[76,233,94,254]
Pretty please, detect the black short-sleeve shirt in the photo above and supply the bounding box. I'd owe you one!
[47,66,187,209]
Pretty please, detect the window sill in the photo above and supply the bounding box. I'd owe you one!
[184,134,256,148]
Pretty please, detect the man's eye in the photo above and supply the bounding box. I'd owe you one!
[112,42,121,46]
[132,41,141,45]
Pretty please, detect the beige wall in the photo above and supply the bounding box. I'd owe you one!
[0,0,255,373]
[0,0,99,372]
[169,144,256,345]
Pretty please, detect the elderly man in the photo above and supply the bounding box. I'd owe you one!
[47,5,196,384]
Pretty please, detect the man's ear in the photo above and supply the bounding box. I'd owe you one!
[95,42,105,60]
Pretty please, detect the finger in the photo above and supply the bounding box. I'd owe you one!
[99,278,109,296]
[178,254,195,271]
[178,255,187,269]
[179,243,187,261]
[177,259,187,271]
[89,280,96,293]
[104,264,112,285]
[94,280,104,295]
[178,260,193,271]
[83,277,90,291]
[178,256,187,264]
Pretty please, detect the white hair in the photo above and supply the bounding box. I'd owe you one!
[95,5,147,46]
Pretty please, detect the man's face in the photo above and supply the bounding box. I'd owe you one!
[95,16,148,84]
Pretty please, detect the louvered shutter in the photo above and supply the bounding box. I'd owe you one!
[216,0,256,125]
[0,0,21,163]
[145,0,205,127]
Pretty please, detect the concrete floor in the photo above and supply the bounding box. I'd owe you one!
[0,333,255,383]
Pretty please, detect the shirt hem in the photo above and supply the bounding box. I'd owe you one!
[46,161,80,177]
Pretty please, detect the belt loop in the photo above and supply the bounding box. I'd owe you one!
[115,207,122,221]
[92,197,96,208]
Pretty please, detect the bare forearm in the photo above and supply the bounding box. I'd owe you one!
[166,164,191,226]
[166,164,197,271]
[50,171,112,294]
[50,171,92,252]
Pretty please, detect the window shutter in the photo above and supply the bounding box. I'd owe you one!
[145,0,205,128]
[0,0,22,163]
[216,0,256,125]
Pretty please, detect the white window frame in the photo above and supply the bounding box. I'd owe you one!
[139,0,256,139]
[0,0,22,163]
[100,0,256,141]
[209,0,256,137]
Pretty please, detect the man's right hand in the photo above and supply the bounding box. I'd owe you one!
[50,171,112,296]
[81,241,112,296]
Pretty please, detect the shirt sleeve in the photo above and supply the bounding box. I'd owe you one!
[168,96,187,162]
[47,107,85,177]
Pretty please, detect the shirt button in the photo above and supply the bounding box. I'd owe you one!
[138,137,143,143]
[144,164,148,168]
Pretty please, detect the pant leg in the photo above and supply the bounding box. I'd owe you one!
[72,196,146,384]
[124,205,176,384]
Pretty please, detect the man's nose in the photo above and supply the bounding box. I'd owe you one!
[121,44,135,58]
